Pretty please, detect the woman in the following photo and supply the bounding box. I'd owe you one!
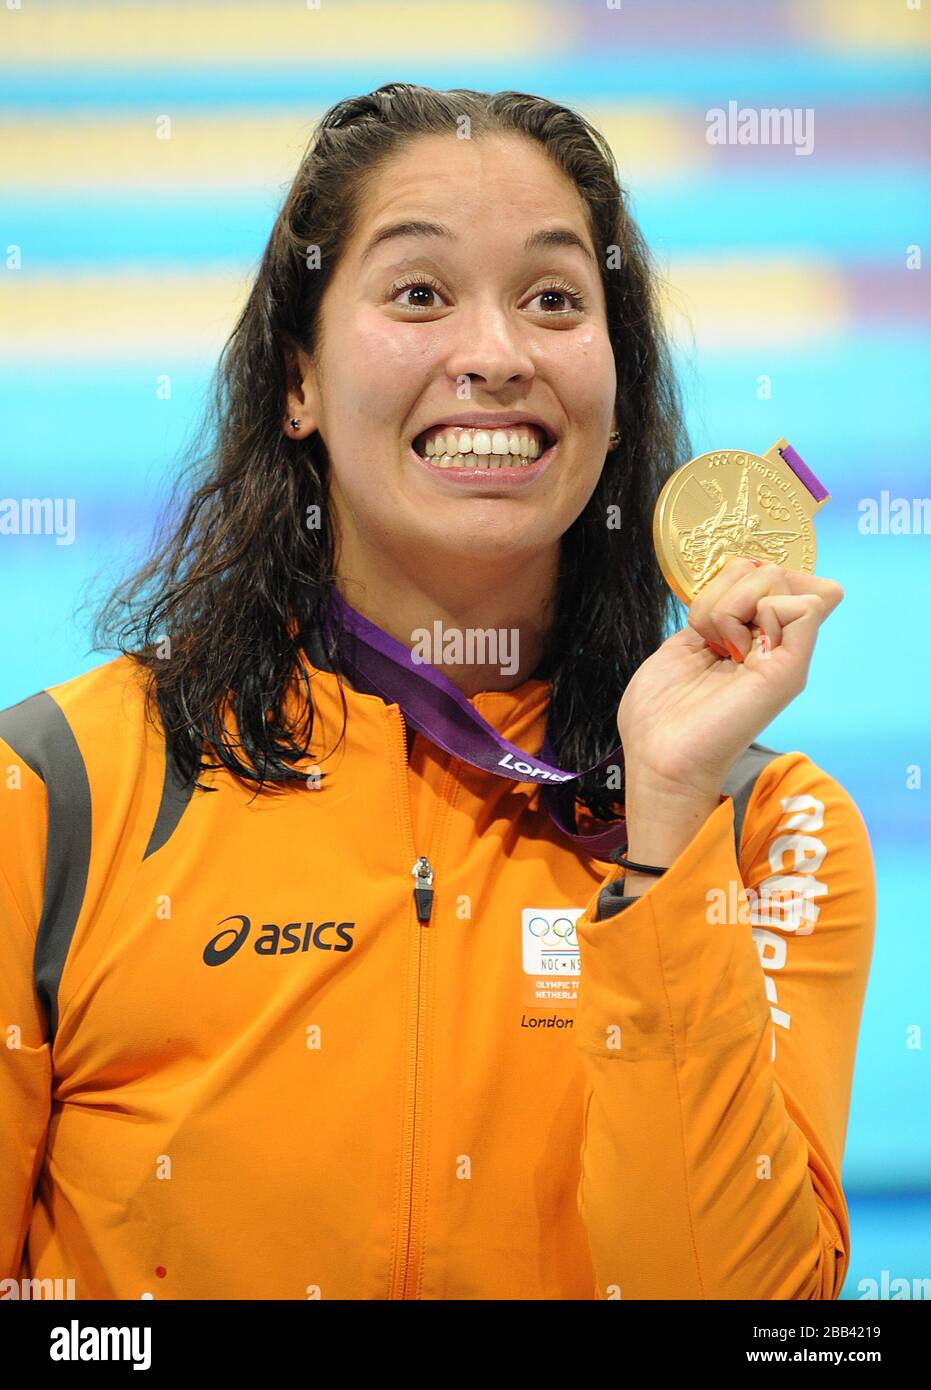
[0,84,874,1301]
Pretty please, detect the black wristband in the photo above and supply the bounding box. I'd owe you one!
[612,854,668,877]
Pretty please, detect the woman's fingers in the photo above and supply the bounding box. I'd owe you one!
[746,593,828,684]
[687,556,844,659]
[688,558,787,656]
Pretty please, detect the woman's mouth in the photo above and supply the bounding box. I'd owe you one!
[409,422,558,486]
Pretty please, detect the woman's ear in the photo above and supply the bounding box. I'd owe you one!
[284,347,320,439]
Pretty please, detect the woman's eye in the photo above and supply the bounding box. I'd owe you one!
[390,281,443,310]
[527,286,585,314]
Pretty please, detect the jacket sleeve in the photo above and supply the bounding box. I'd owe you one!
[0,731,53,1280]
[573,751,876,1300]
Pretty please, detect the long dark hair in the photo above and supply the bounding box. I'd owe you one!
[90,83,690,823]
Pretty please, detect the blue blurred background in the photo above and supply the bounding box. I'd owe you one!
[1,0,928,1297]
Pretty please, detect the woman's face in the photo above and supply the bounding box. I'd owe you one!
[289,131,617,573]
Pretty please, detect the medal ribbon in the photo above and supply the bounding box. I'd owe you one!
[319,589,629,857]
[778,443,829,502]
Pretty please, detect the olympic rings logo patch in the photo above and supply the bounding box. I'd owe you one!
[521,907,583,977]
[525,914,579,948]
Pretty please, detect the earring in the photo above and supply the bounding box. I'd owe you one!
[608,430,621,450]
[289,418,301,433]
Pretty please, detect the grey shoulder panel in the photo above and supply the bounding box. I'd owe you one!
[143,747,196,860]
[595,741,784,922]
[721,739,784,856]
[0,691,91,1039]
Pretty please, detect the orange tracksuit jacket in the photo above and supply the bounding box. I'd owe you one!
[0,635,875,1300]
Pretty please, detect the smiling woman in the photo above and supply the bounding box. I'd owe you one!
[91,84,684,778]
[284,124,625,699]
[0,83,874,1304]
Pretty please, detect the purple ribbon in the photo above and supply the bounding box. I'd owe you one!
[779,444,828,503]
[319,590,629,857]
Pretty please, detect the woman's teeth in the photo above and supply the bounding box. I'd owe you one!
[421,426,545,468]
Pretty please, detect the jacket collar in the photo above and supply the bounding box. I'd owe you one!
[297,620,553,751]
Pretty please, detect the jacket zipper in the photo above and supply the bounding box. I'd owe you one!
[389,709,455,1299]
[411,854,435,924]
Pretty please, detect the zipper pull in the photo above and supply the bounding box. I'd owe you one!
[411,855,435,924]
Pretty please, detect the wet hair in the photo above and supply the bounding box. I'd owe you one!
[90,82,690,823]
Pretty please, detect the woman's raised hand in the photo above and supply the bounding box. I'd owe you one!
[616,557,845,804]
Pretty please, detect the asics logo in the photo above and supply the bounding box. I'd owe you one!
[203,914,356,967]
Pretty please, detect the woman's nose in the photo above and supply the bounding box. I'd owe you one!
[443,302,535,392]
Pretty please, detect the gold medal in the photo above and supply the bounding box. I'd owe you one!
[652,437,831,606]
